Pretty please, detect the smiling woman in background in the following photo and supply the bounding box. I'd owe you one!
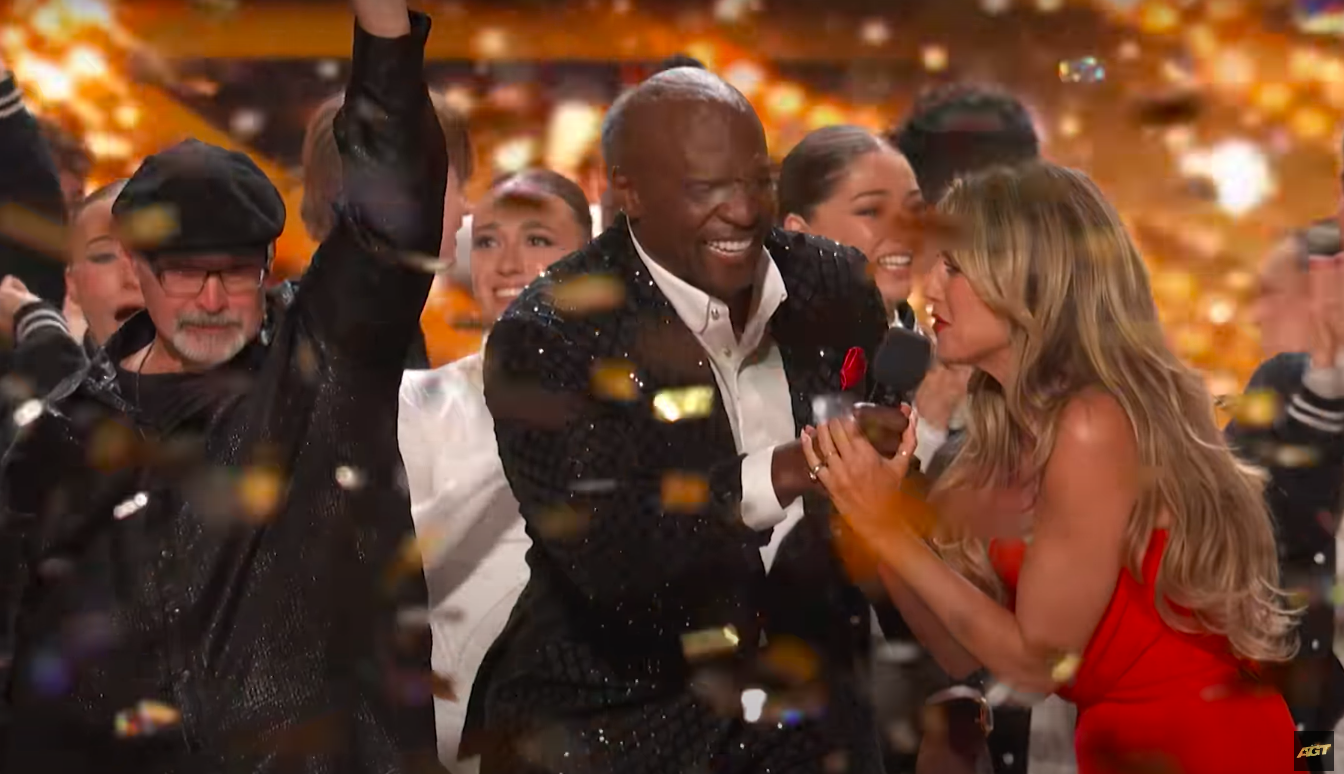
[397,167,592,773]
[778,125,923,328]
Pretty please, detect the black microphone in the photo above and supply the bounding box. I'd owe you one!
[868,325,933,404]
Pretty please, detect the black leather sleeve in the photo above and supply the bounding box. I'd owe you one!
[294,11,444,374]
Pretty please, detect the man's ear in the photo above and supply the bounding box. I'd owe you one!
[610,168,640,219]
[782,213,810,233]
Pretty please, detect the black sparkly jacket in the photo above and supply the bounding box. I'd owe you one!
[0,13,446,774]
[464,218,893,774]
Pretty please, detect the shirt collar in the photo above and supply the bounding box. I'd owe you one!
[628,222,787,338]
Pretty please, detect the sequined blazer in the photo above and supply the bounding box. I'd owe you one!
[464,217,894,774]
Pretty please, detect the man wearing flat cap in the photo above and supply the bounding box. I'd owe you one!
[0,0,447,771]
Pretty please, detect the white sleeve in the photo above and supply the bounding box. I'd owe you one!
[740,446,792,531]
[398,370,518,593]
[913,420,949,469]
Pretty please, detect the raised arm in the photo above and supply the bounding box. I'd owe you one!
[292,0,446,373]
[0,59,68,305]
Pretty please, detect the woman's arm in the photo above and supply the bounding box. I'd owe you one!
[816,391,1136,693]
[877,563,982,679]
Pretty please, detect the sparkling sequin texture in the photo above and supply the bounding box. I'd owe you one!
[466,220,895,773]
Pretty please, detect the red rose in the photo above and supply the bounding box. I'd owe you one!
[840,346,867,391]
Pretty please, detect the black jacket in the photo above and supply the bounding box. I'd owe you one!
[465,219,892,774]
[0,13,446,773]
[0,72,67,307]
[1226,352,1344,731]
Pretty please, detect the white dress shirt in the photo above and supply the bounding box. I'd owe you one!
[398,353,530,773]
[630,228,803,570]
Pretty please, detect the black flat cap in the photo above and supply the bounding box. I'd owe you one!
[112,138,285,262]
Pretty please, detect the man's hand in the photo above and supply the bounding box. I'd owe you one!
[914,362,973,432]
[853,403,910,457]
[0,276,41,339]
[350,0,411,38]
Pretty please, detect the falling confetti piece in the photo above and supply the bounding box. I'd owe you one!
[237,466,286,523]
[117,204,180,250]
[681,625,741,660]
[1273,444,1319,468]
[651,386,716,423]
[113,699,181,738]
[1227,389,1279,428]
[1059,56,1106,84]
[740,687,767,722]
[533,504,591,540]
[334,465,365,490]
[762,636,819,684]
[1050,652,1082,683]
[431,671,457,701]
[548,274,626,316]
[112,491,149,520]
[591,359,641,402]
[12,399,42,428]
[0,203,67,257]
[397,252,455,274]
[661,471,709,512]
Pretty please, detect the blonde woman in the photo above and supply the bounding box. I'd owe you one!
[802,162,1296,773]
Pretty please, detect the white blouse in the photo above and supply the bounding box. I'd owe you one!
[398,353,530,773]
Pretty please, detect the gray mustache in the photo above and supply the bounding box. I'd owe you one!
[177,314,243,330]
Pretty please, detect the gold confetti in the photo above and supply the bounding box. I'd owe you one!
[651,386,716,423]
[237,466,285,523]
[0,203,68,257]
[89,420,138,470]
[681,625,741,660]
[762,636,819,685]
[590,359,640,402]
[548,274,626,316]
[113,699,181,738]
[533,504,591,540]
[1273,444,1320,468]
[1227,388,1279,428]
[1050,652,1082,684]
[661,471,709,512]
[118,204,180,250]
[430,671,457,701]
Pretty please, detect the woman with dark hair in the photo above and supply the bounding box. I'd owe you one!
[397,168,592,773]
[779,125,923,328]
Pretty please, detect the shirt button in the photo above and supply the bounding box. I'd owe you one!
[721,349,731,358]
[711,309,720,320]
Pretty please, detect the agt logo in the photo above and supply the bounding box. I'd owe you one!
[1297,731,1335,771]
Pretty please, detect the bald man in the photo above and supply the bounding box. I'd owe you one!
[463,67,903,774]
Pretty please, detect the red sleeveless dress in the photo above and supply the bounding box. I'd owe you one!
[989,530,1296,773]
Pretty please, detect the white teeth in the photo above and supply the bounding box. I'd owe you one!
[706,239,752,253]
[876,254,912,269]
[496,287,523,299]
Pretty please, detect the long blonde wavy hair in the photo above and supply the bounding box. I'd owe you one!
[931,161,1297,663]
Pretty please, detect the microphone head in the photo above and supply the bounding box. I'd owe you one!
[872,326,933,397]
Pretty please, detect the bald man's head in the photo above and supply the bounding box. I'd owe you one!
[601,67,756,176]
[600,67,773,306]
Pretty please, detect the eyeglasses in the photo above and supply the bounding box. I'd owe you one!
[154,266,266,298]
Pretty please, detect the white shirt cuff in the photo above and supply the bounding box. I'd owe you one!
[914,421,949,468]
[741,447,791,531]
